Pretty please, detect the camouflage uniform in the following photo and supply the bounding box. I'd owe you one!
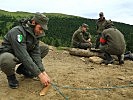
[71,26,91,50]
[100,28,126,55]
[95,13,106,49]
[100,20,126,64]
[0,12,49,88]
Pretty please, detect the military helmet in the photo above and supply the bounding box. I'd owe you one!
[81,23,89,29]
[32,12,49,30]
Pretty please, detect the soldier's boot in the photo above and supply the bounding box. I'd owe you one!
[102,52,114,65]
[16,64,34,78]
[117,54,124,65]
[7,74,19,89]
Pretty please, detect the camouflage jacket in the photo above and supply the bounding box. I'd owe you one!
[71,27,91,47]
[0,22,45,76]
[96,17,106,34]
[101,28,126,55]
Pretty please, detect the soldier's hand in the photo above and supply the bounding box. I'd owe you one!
[87,38,91,42]
[42,71,51,82]
[38,72,50,86]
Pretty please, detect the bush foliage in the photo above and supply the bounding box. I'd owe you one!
[0,10,133,51]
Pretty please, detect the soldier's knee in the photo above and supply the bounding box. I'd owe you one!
[41,45,49,58]
[0,53,16,75]
[0,52,16,64]
[39,41,49,58]
[42,44,49,52]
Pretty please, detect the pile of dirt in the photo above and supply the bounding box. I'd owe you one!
[0,47,133,100]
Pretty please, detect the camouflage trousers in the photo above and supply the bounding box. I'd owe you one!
[0,42,49,76]
[78,42,92,50]
[95,33,102,49]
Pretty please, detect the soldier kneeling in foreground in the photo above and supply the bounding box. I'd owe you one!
[0,12,50,89]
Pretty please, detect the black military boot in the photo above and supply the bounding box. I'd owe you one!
[7,74,19,89]
[102,52,113,65]
[16,64,34,78]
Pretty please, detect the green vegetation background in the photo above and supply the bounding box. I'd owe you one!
[0,10,133,51]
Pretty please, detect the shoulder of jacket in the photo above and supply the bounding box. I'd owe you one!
[103,28,112,33]
[102,29,108,33]
[14,26,26,37]
[74,29,80,34]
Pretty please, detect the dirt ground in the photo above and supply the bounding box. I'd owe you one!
[0,47,133,100]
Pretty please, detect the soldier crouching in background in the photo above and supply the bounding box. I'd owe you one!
[71,23,92,50]
[99,20,126,65]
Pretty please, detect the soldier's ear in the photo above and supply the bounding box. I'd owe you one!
[31,20,36,25]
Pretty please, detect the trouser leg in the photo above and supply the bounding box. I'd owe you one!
[0,52,19,89]
[117,54,124,64]
[0,52,17,76]
[16,64,34,78]
[95,33,102,49]
[79,42,92,50]
[39,41,49,58]
[102,52,113,65]
[104,52,113,61]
